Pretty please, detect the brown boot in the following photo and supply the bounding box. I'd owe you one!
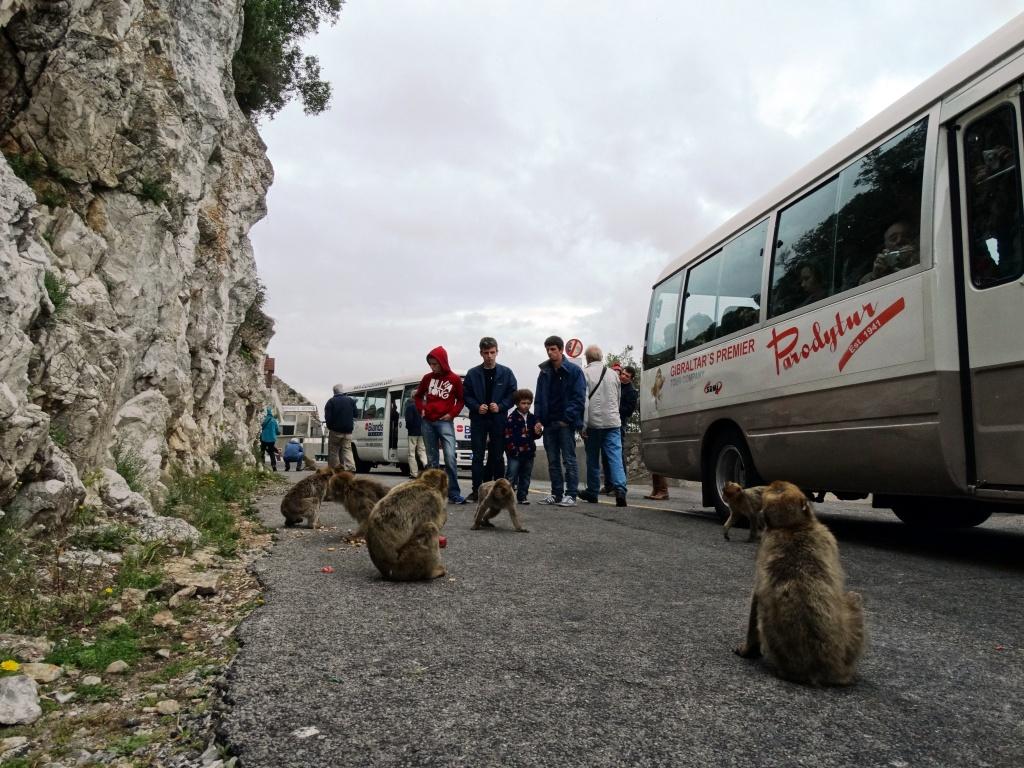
[644,474,669,500]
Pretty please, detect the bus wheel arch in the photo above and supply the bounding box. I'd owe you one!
[352,446,373,474]
[888,498,993,528]
[702,422,761,520]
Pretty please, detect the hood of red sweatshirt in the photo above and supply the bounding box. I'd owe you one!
[426,345,452,374]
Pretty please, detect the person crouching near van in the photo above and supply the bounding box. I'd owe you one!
[579,345,628,507]
[324,383,357,471]
[414,346,467,504]
[283,438,304,472]
[504,389,543,504]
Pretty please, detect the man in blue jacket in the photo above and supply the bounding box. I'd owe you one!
[534,335,586,506]
[463,336,518,501]
[324,383,357,471]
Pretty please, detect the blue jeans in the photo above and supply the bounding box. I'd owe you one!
[470,415,505,491]
[506,454,535,502]
[421,418,462,498]
[586,427,626,494]
[543,422,578,499]
[601,427,628,487]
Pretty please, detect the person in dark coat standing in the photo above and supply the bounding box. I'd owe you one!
[462,336,518,501]
[533,335,587,506]
[324,383,357,471]
[404,395,427,477]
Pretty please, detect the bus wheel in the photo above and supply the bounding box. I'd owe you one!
[891,499,992,528]
[352,447,372,474]
[708,431,758,521]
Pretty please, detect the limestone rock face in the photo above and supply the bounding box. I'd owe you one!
[0,0,275,521]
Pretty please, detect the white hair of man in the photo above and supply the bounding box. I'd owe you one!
[333,383,345,394]
[584,345,603,363]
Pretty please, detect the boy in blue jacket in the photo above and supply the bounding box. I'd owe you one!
[504,389,543,504]
[533,335,586,506]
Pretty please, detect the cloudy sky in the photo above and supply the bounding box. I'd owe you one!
[252,0,1023,409]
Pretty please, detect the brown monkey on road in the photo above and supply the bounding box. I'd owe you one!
[302,455,318,471]
[722,481,768,541]
[327,470,389,540]
[471,478,528,532]
[280,467,334,529]
[365,469,449,581]
[734,481,865,686]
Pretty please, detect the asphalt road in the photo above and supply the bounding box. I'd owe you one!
[218,468,1024,767]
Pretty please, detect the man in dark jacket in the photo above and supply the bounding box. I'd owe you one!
[534,335,586,506]
[602,364,638,493]
[463,336,518,501]
[324,383,357,471]
[404,395,426,477]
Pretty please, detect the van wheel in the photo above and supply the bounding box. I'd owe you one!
[891,499,992,528]
[352,447,373,474]
[708,431,759,521]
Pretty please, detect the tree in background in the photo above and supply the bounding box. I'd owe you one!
[233,0,343,121]
[605,345,640,433]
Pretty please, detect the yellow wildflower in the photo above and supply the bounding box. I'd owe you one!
[0,659,20,672]
[104,587,114,594]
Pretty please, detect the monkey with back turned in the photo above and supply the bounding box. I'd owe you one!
[734,481,865,686]
[471,478,528,532]
[327,470,389,540]
[365,468,449,581]
[280,467,335,529]
[722,481,768,541]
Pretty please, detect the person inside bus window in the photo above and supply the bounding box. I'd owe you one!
[858,220,919,285]
[796,262,828,307]
[681,315,711,347]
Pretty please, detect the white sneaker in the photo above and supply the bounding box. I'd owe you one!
[537,494,561,505]
[557,496,577,507]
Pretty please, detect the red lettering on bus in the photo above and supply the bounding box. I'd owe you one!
[768,301,884,375]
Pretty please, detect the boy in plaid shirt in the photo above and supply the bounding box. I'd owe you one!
[504,388,543,504]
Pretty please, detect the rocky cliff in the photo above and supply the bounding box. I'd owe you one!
[0,0,274,527]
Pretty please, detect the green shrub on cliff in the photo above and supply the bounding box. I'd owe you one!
[233,0,343,120]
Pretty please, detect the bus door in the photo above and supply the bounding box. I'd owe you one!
[956,86,1024,487]
[387,388,404,462]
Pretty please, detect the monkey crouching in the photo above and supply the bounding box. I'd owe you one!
[471,478,528,532]
[735,481,865,686]
[280,467,335,529]
[722,481,768,541]
[327,470,389,540]
[365,469,449,581]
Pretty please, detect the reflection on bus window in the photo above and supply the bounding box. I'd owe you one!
[644,272,682,368]
[350,393,365,419]
[770,118,927,315]
[679,220,766,352]
[363,389,387,420]
[964,104,1024,288]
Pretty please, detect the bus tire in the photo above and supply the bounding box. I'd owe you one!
[352,447,373,474]
[707,430,760,522]
[891,499,992,528]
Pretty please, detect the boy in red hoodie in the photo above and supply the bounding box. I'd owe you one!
[413,346,467,503]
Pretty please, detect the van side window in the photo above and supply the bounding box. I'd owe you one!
[643,272,682,368]
[770,118,928,316]
[963,104,1024,288]
[364,389,387,419]
[350,393,365,419]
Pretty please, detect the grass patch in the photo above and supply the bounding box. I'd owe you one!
[46,624,142,671]
[44,269,69,315]
[67,524,133,552]
[5,149,46,184]
[112,439,147,493]
[75,682,118,702]
[117,542,170,591]
[111,732,154,756]
[164,458,265,557]
[139,176,169,205]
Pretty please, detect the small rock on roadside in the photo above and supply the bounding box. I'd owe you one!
[80,675,102,686]
[0,675,42,725]
[169,585,197,608]
[156,648,172,659]
[156,699,180,715]
[151,610,179,628]
[0,736,30,757]
[105,660,129,674]
[20,662,63,683]
[0,634,53,662]
[54,691,76,704]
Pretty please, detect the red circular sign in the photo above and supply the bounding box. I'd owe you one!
[565,338,583,358]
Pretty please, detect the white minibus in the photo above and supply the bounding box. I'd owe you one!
[641,15,1024,528]
[344,375,472,474]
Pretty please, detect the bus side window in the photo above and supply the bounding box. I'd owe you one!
[643,272,683,369]
[351,393,365,419]
[963,104,1024,288]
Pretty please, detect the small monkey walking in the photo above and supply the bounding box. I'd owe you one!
[327,471,389,540]
[280,467,335,529]
[365,469,449,581]
[734,481,865,686]
[722,481,768,541]
[471,478,529,532]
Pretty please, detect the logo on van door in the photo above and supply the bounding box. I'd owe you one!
[704,381,723,395]
[766,297,905,375]
[365,421,383,437]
